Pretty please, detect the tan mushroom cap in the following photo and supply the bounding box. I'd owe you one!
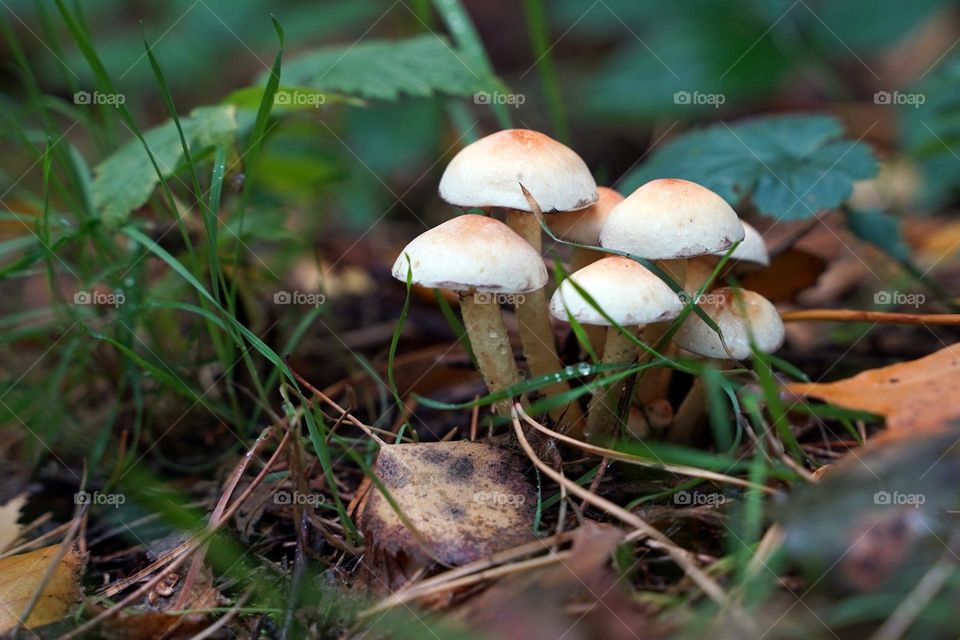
[391,214,547,293]
[600,178,744,259]
[549,256,683,326]
[438,129,598,213]
[547,187,624,245]
[675,288,784,360]
[713,221,769,266]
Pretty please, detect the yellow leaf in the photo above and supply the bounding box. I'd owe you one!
[0,543,84,632]
[786,343,960,436]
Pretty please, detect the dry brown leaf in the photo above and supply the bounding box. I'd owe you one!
[742,248,827,303]
[0,494,27,553]
[785,343,960,437]
[0,543,84,632]
[360,441,536,590]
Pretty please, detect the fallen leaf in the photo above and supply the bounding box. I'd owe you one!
[0,543,85,632]
[360,441,536,591]
[0,494,27,553]
[785,342,960,436]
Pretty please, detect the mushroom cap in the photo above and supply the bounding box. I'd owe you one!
[675,288,784,359]
[549,256,683,326]
[391,214,547,293]
[547,187,624,245]
[599,178,744,259]
[714,221,769,266]
[438,129,598,213]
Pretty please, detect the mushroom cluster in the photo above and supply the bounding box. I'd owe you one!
[392,128,786,445]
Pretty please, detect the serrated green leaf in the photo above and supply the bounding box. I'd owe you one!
[621,114,878,220]
[91,105,239,227]
[274,34,494,101]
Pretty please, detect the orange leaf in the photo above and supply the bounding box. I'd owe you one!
[785,343,960,437]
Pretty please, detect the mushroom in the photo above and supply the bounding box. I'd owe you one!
[548,186,624,272]
[549,256,683,442]
[599,178,744,404]
[669,287,785,443]
[391,214,547,413]
[547,186,625,354]
[685,221,770,294]
[439,129,598,428]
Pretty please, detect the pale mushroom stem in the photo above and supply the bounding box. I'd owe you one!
[669,359,730,444]
[585,326,640,443]
[505,209,584,433]
[634,258,688,405]
[459,292,521,415]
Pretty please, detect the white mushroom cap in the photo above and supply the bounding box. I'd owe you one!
[547,187,624,245]
[391,214,547,293]
[714,221,769,266]
[675,288,784,360]
[438,129,598,213]
[549,256,683,326]
[600,178,744,259]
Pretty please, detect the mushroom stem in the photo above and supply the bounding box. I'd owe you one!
[669,360,730,444]
[459,292,521,414]
[505,209,583,432]
[585,326,640,443]
[634,258,688,405]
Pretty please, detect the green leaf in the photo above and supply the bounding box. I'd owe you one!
[91,105,239,226]
[274,34,494,101]
[621,114,878,220]
[846,208,910,262]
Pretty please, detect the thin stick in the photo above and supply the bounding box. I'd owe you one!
[291,368,386,446]
[365,529,580,615]
[520,406,778,495]
[512,404,744,622]
[780,309,960,325]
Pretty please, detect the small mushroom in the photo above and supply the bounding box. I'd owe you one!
[547,186,625,354]
[600,178,744,404]
[391,215,547,413]
[439,129,598,428]
[670,287,785,443]
[549,256,683,442]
